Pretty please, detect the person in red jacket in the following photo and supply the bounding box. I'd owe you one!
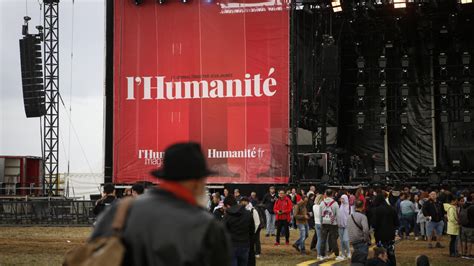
[274,189,293,245]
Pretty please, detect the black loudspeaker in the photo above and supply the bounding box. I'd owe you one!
[19,35,45,118]
[320,43,339,80]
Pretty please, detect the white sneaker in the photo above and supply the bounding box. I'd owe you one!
[335,256,346,261]
[347,254,352,259]
[317,256,324,260]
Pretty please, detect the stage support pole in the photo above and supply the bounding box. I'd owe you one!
[430,52,437,168]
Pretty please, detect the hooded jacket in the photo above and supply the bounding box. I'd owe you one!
[338,195,350,228]
[224,205,255,247]
[444,203,460,235]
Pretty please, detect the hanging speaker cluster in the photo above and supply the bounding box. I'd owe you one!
[19,34,45,118]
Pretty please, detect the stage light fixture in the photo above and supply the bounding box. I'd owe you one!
[357,84,366,97]
[464,111,471,123]
[401,83,409,97]
[378,56,387,69]
[380,126,386,136]
[463,52,471,65]
[394,0,406,8]
[331,0,342,12]
[463,81,471,96]
[357,56,365,70]
[401,55,409,68]
[379,112,387,124]
[379,83,387,97]
[439,81,448,95]
[439,53,447,66]
[400,112,408,124]
[441,111,448,123]
[158,0,165,4]
[357,112,365,129]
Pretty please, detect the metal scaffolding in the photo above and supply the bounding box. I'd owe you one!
[43,0,60,196]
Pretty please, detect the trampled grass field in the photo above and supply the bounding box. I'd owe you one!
[0,227,472,265]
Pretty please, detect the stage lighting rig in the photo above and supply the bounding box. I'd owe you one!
[22,16,31,36]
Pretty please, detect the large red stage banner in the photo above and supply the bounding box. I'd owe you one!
[113,0,289,184]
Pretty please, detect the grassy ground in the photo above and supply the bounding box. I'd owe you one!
[0,227,472,265]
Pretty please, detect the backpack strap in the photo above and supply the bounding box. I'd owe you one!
[351,214,363,231]
[111,197,135,233]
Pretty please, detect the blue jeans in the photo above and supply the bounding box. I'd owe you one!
[351,241,368,265]
[400,214,414,237]
[231,246,249,266]
[265,210,276,235]
[315,224,322,255]
[295,223,309,251]
[339,227,351,257]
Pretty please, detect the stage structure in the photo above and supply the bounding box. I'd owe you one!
[292,0,474,185]
[43,0,61,195]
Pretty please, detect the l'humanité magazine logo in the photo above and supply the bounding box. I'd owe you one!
[137,147,267,167]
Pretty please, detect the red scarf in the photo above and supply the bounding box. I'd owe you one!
[159,181,197,206]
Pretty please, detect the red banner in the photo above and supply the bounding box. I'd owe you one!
[113,0,289,184]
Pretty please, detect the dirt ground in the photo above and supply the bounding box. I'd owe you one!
[0,227,472,266]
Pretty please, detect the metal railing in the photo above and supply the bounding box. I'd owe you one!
[0,197,95,226]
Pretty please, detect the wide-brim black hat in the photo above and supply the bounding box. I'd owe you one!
[151,142,216,181]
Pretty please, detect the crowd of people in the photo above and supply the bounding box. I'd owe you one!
[89,142,474,266]
[206,184,474,265]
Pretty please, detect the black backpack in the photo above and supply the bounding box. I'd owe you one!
[254,205,267,229]
[459,207,469,226]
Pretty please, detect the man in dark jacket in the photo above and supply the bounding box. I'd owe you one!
[371,194,399,266]
[262,186,277,237]
[422,191,446,249]
[90,142,231,266]
[92,183,116,216]
[367,247,390,266]
[224,195,255,266]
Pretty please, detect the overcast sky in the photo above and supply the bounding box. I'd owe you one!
[0,0,105,173]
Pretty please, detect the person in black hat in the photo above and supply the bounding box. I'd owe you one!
[90,142,231,266]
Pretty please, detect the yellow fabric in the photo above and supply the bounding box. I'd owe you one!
[444,203,459,235]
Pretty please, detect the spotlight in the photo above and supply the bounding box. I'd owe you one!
[464,111,471,123]
[357,56,365,70]
[379,83,387,97]
[181,0,188,3]
[439,81,448,95]
[463,52,471,65]
[401,83,409,97]
[357,112,365,129]
[394,0,406,8]
[380,112,387,124]
[439,53,447,66]
[461,0,472,4]
[401,55,409,68]
[378,56,387,69]
[463,81,471,96]
[157,0,165,4]
[400,112,408,125]
[441,111,449,123]
[357,84,366,97]
[332,0,342,12]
